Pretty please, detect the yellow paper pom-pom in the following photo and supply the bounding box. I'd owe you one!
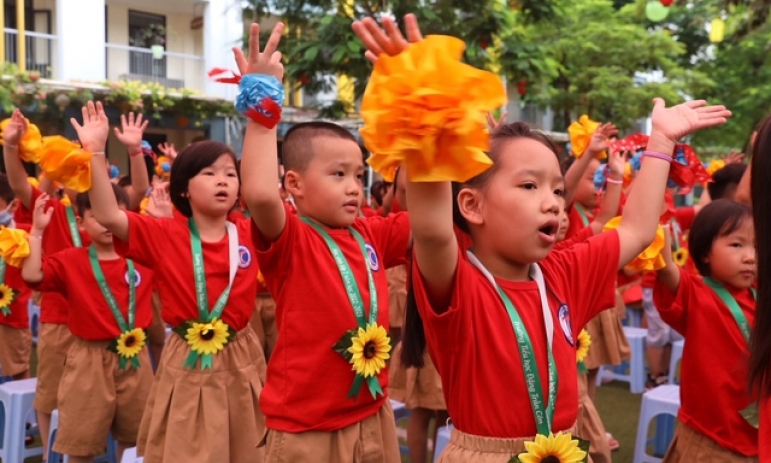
[139,196,150,215]
[0,227,30,267]
[37,136,93,193]
[603,216,666,271]
[60,194,71,207]
[360,36,506,183]
[568,115,606,159]
[155,156,172,179]
[706,159,726,177]
[27,177,39,188]
[0,118,43,163]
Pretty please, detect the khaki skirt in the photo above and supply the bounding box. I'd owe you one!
[577,373,610,463]
[584,292,630,370]
[0,324,31,377]
[388,343,446,411]
[137,325,267,463]
[662,424,758,463]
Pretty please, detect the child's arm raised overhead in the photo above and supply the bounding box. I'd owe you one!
[615,99,730,270]
[236,23,287,242]
[590,150,625,234]
[76,101,129,240]
[22,194,54,284]
[2,110,33,208]
[113,112,150,211]
[353,15,457,307]
[564,123,618,207]
[656,230,680,293]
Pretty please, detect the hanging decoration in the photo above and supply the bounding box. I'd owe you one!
[646,0,670,22]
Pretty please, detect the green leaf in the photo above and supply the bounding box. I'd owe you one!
[347,40,361,53]
[332,47,347,63]
[172,321,192,339]
[507,456,522,463]
[332,328,358,362]
[577,437,591,462]
[304,46,320,61]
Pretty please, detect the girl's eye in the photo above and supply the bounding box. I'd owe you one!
[554,188,565,197]
[227,172,237,177]
[334,171,345,177]
[522,183,536,190]
[356,173,364,180]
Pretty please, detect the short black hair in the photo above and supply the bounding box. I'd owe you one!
[0,174,16,204]
[707,163,747,200]
[117,175,132,188]
[76,183,129,217]
[688,199,753,276]
[169,140,239,217]
[281,122,358,173]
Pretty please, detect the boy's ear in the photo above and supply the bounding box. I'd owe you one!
[284,170,303,199]
[76,215,85,229]
[457,187,484,227]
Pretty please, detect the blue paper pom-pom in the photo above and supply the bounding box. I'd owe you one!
[235,75,285,114]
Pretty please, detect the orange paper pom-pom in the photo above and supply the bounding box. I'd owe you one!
[0,227,30,267]
[0,118,43,163]
[603,216,666,271]
[360,36,506,183]
[568,115,606,159]
[37,136,93,193]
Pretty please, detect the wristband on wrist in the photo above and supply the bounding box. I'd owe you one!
[92,151,106,156]
[642,151,672,163]
[606,177,623,185]
[235,74,285,129]
[129,150,143,158]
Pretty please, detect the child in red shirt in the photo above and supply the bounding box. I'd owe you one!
[353,14,731,461]
[73,102,266,463]
[238,24,409,462]
[23,187,154,463]
[655,199,758,460]
[0,174,32,381]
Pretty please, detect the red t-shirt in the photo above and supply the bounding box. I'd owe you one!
[564,204,592,240]
[30,248,153,341]
[761,400,771,461]
[360,204,378,217]
[554,226,594,252]
[255,211,411,432]
[114,213,259,330]
[20,188,91,324]
[642,206,697,289]
[412,231,620,437]
[0,224,31,329]
[654,269,757,456]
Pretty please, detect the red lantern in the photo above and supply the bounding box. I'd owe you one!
[517,79,527,96]
[299,75,309,85]
[660,0,674,6]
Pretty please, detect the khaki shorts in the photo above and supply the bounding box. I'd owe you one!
[34,323,73,413]
[53,337,153,456]
[0,324,31,377]
[663,424,758,463]
[264,401,401,463]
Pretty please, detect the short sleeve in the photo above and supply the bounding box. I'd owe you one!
[652,267,690,334]
[113,212,170,268]
[411,246,468,338]
[543,230,620,329]
[27,251,68,295]
[363,212,410,269]
[553,226,594,252]
[252,206,301,282]
[675,207,696,231]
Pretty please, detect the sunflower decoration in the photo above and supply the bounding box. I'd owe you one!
[174,318,236,370]
[0,227,30,267]
[107,327,146,369]
[37,136,93,192]
[603,216,666,272]
[673,248,689,268]
[514,432,588,463]
[0,118,43,163]
[568,115,605,160]
[333,322,391,399]
[155,156,172,179]
[360,35,506,183]
[0,282,19,316]
[576,329,592,374]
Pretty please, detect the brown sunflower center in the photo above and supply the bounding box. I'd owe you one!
[542,456,561,463]
[124,335,136,348]
[0,290,6,299]
[363,341,377,359]
[201,328,215,341]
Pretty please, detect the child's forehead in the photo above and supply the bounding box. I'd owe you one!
[307,138,364,168]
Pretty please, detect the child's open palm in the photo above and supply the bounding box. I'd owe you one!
[3,109,28,146]
[607,149,625,178]
[651,99,731,142]
[233,23,284,80]
[352,14,423,63]
[32,193,54,233]
[587,123,619,154]
[71,101,109,152]
[113,113,148,151]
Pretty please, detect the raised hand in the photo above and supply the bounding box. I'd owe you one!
[352,13,423,63]
[71,101,109,152]
[31,193,54,234]
[651,99,731,143]
[486,111,509,132]
[113,113,149,153]
[607,149,625,179]
[146,178,172,218]
[724,150,745,165]
[587,122,619,155]
[232,23,284,79]
[3,109,28,147]
[158,142,178,161]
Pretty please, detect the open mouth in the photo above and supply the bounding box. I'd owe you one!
[215,191,229,200]
[538,219,559,242]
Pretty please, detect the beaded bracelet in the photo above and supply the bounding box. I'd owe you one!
[235,74,285,129]
[642,151,672,162]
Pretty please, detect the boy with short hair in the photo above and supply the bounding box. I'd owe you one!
[22,185,154,463]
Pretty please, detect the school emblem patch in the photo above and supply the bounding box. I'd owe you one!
[365,243,379,272]
[558,304,574,346]
[238,245,252,269]
[124,269,142,287]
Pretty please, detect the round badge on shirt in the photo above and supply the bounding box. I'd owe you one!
[558,304,574,346]
[124,269,142,287]
[238,245,252,269]
[365,243,379,272]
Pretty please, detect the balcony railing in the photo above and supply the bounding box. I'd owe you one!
[4,28,57,78]
[105,43,205,92]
